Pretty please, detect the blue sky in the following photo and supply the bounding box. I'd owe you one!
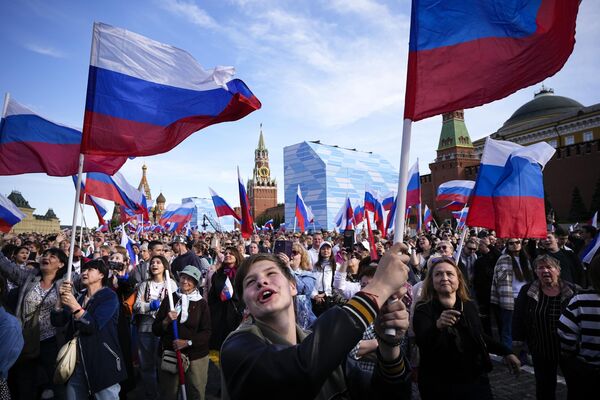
[1,0,599,226]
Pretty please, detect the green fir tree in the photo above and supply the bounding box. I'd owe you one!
[568,186,589,222]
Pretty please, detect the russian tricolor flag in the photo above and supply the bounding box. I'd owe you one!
[263,219,274,230]
[220,276,234,301]
[335,198,354,231]
[452,207,469,230]
[120,230,137,267]
[0,96,126,176]
[295,185,309,232]
[81,23,261,158]
[72,176,110,225]
[85,172,149,219]
[238,167,254,239]
[406,161,420,207]
[467,138,554,238]
[159,203,195,231]
[0,193,26,233]
[385,197,398,232]
[209,188,241,221]
[364,189,379,213]
[354,204,364,225]
[436,180,475,205]
[423,204,433,230]
[404,0,579,121]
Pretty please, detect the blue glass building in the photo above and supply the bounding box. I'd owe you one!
[283,141,399,231]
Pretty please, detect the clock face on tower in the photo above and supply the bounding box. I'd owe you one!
[258,166,269,177]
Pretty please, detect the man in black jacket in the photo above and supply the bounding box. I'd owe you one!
[171,236,203,275]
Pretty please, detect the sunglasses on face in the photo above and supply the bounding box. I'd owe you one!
[291,250,300,256]
[436,245,449,251]
[508,241,521,245]
[466,247,477,251]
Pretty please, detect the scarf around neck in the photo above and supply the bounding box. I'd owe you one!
[175,289,202,323]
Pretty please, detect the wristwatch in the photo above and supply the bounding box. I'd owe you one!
[187,340,193,347]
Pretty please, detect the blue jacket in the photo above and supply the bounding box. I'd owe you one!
[51,287,127,393]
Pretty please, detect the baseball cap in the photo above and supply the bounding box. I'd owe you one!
[172,236,186,244]
[319,241,333,250]
[178,265,201,284]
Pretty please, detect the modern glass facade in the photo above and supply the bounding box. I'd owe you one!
[181,197,236,232]
[283,141,399,231]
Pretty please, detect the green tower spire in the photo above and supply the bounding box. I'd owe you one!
[437,110,473,151]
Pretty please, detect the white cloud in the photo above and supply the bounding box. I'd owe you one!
[24,43,65,58]
[158,0,220,29]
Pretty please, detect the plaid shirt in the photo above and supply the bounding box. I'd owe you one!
[490,254,517,310]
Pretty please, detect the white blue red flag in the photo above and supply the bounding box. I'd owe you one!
[81,23,260,157]
[238,167,254,239]
[423,204,433,230]
[220,276,234,301]
[72,176,110,225]
[437,180,475,206]
[85,172,149,219]
[354,204,364,225]
[159,203,195,232]
[334,198,354,231]
[581,233,600,264]
[589,212,598,228]
[0,96,126,176]
[0,194,26,233]
[295,185,309,232]
[209,188,241,221]
[120,230,137,267]
[404,0,579,121]
[263,219,274,230]
[406,161,420,207]
[467,138,554,238]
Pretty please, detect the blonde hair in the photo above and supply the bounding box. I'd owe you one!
[292,243,311,271]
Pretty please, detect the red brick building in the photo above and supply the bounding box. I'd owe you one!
[247,126,278,220]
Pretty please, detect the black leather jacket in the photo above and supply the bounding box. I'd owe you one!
[220,306,410,400]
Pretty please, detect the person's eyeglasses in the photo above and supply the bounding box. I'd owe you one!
[291,250,299,256]
[223,251,233,256]
[507,241,521,245]
[436,245,449,251]
[466,247,477,251]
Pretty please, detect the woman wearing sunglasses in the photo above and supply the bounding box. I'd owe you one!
[490,238,533,349]
[414,256,520,400]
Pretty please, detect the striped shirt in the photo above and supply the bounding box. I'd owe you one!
[557,289,600,366]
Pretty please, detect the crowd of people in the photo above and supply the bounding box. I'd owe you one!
[0,223,599,400]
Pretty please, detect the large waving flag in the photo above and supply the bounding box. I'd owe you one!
[81,22,261,157]
[404,0,579,121]
[295,185,309,232]
[85,172,149,219]
[406,161,420,207]
[72,176,110,225]
[159,203,195,232]
[209,188,241,221]
[0,194,26,233]
[436,180,475,205]
[0,96,126,176]
[492,143,555,238]
[238,167,254,239]
[467,138,554,238]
